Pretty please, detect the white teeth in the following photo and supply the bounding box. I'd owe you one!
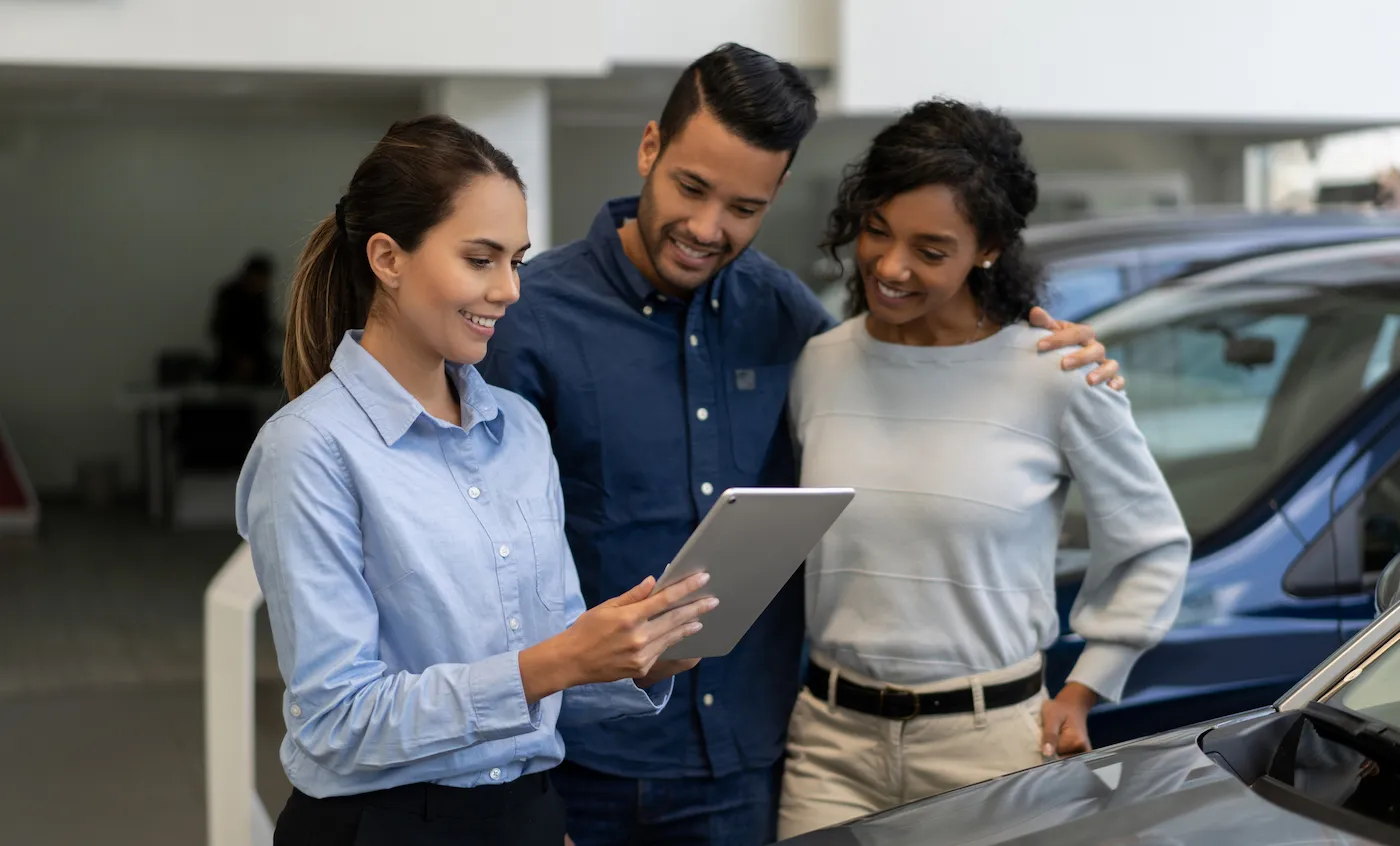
[673,239,713,260]
[877,281,914,300]
[463,312,497,328]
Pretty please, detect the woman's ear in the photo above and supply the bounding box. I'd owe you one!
[366,232,403,290]
[980,249,1002,270]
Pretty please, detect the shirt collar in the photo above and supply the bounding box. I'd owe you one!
[330,331,505,446]
[587,196,729,312]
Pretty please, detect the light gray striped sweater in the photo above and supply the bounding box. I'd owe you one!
[790,317,1190,701]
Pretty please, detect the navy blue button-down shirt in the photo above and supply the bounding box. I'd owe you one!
[480,198,836,778]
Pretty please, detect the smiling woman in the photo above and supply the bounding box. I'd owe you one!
[237,115,717,846]
[778,99,1191,839]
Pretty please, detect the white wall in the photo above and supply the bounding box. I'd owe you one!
[838,0,1400,124]
[0,0,608,75]
[605,0,837,67]
[0,102,414,492]
[0,0,838,77]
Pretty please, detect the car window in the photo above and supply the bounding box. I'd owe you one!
[1331,630,1400,731]
[1118,314,1308,461]
[1061,259,1400,547]
[1042,262,1131,322]
[1358,461,1400,578]
[1364,315,1400,389]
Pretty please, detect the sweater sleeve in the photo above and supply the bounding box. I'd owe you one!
[1059,375,1191,702]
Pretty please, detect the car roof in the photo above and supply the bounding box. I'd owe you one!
[1161,235,1400,289]
[1026,209,1400,260]
[1091,237,1400,332]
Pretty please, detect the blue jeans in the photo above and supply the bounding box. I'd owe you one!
[551,760,782,846]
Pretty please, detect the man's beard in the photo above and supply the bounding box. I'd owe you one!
[635,178,738,293]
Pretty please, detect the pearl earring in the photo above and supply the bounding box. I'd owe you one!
[981,261,993,269]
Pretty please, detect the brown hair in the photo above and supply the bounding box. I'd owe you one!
[283,115,523,398]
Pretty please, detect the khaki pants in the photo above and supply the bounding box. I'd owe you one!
[777,654,1048,840]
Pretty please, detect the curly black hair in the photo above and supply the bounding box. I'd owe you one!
[825,98,1043,323]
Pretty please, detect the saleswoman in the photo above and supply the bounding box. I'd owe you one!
[237,115,714,846]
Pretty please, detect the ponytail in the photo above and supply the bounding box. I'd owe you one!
[283,214,372,398]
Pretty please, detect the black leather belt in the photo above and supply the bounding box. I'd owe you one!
[805,660,1043,721]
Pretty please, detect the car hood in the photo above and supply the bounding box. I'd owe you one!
[780,712,1384,845]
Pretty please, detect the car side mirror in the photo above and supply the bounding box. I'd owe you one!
[1224,335,1276,369]
[1375,552,1400,614]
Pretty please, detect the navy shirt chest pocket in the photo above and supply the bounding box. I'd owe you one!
[520,494,568,612]
[724,362,793,474]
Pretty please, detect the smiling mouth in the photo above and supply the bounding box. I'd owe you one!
[875,280,916,300]
[672,237,720,262]
[460,311,500,329]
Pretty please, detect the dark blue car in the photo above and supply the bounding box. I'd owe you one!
[1048,237,1400,747]
[1031,209,1400,321]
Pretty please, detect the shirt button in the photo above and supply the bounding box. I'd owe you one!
[696,408,709,421]
[701,482,714,496]
[490,768,502,781]
[468,486,481,499]
[508,617,521,631]
[711,299,720,311]
[499,545,511,558]
[689,334,699,347]
[642,305,654,316]
[702,693,715,707]
[289,704,303,718]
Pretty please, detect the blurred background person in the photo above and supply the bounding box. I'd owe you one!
[209,252,278,386]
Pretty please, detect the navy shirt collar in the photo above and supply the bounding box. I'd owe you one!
[586,196,728,313]
[331,330,504,446]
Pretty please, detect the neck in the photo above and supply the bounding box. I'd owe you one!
[618,218,691,301]
[866,289,994,347]
[360,316,459,423]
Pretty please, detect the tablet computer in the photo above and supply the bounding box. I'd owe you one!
[652,486,855,661]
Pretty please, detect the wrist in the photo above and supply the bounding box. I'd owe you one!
[1058,681,1099,712]
[520,636,580,703]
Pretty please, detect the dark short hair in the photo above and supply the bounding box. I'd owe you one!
[657,43,818,167]
[826,98,1043,324]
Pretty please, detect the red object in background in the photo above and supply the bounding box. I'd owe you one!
[0,445,25,509]
[0,414,38,530]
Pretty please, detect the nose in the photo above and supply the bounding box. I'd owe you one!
[872,249,910,285]
[687,202,724,246]
[485,264,521,307]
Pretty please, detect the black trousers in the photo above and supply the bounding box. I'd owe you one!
[273,772,566,846]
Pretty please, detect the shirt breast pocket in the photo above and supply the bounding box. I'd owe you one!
[520,494,568,612]
[726,363,793,474]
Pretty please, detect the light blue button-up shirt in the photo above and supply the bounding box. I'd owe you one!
[235,331,670,799]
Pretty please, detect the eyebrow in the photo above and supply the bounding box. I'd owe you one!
[675,168,771,209]
[463,238,531,255]
[869,211,959,248]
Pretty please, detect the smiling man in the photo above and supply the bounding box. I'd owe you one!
[480,44,1118,846]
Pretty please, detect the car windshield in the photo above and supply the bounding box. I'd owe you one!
[1060,252,1400,547]
[1328,628,1400,734]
